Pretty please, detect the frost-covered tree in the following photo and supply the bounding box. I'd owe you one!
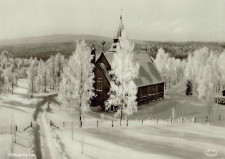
[165,57,177,88]
[175,59,186,83]
[171,107,176,125]
[197,64,214,116]
[7,62,18,94]
[185,48,210,95]
[58,40,95,134]
[47,56,56,90]
[3,58,18,94]
[28,60,38,98]
[105,32,139,123]
[0,68,4,93]
[218,52,225,90]
[17,58,27,78]
[41,61,48,92]
[36,60,47,92]
[54,53,65,90]
[0,51,13,69]
[155,49,169,89]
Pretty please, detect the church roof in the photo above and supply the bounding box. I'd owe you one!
[99,63,111,82]
[102,52,165,87]
[114,16,124,40]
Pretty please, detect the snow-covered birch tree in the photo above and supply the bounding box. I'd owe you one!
[28,60,38,98]
[171,107,176,125]
[47,56,56,90]
[54,53,65,90]
[197,64,214,116]
[155,49,169,89]
[36,60,44,92]
[58,40,95,135]
[0,68,4,93]
[218,52,225,90]
[105,32,139,123]
[3,59,18,94]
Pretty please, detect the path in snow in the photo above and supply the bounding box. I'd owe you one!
[38,109,59,159]
[34,94,58,159]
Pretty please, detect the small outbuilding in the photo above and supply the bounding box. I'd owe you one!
[222,90,225,96]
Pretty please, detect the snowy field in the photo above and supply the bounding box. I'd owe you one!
[1,79,225,159]
[45,81,225,159]
[0,79,57,159]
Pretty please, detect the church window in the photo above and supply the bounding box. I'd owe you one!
[96,78,102,91]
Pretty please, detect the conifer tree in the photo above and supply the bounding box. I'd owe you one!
[186,80,193,96]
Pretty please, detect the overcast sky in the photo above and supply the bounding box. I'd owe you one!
[0,0,225,42]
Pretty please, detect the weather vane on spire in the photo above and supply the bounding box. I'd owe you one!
[120,8,122,19]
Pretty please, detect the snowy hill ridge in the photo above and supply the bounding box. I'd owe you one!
[0,34,112,46]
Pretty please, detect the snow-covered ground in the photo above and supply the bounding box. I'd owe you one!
[0,79,57,159]
[45,81,225,159]
[1,79,225,159]
[46,109,225,159]
[0,79,38,159]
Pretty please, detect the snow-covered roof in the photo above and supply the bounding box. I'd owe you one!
[95,52,102,62]
[99,63,111,82]
[133,53,164,87]
[102,52,165,87]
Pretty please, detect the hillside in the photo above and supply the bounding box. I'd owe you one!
[0,34,224,60]
[0,34,112,46]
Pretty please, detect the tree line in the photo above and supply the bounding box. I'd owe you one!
[155,47,225,116]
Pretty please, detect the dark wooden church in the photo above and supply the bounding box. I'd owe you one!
[91,15,165,109]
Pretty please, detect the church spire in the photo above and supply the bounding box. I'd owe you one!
[107,12,125,53]
[114,12,124,42]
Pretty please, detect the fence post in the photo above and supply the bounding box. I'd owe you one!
[16,125,17,131]
[15,130,16,143]
[127,120,128,127]
[171,118,172,124]
[194,117,196,123]
[97,120,98,127]
[182,118,184,124]
[63,122,65,127]
[219,115,221,121]
[80,121,82,128]
[112,120,113,127]
[206,116,208,122]
[142,119,143,126]
[11,125,12,134]
[157,119,158,125]
[31,122,32,128]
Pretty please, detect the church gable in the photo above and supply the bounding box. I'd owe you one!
[95,53,111,71]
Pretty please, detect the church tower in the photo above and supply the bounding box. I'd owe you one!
[108,14,124,53]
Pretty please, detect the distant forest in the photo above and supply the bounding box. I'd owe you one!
[0,40,224,60]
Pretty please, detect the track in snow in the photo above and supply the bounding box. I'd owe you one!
[38,109,59,159]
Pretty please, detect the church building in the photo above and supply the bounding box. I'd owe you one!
[91,15,165,109]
